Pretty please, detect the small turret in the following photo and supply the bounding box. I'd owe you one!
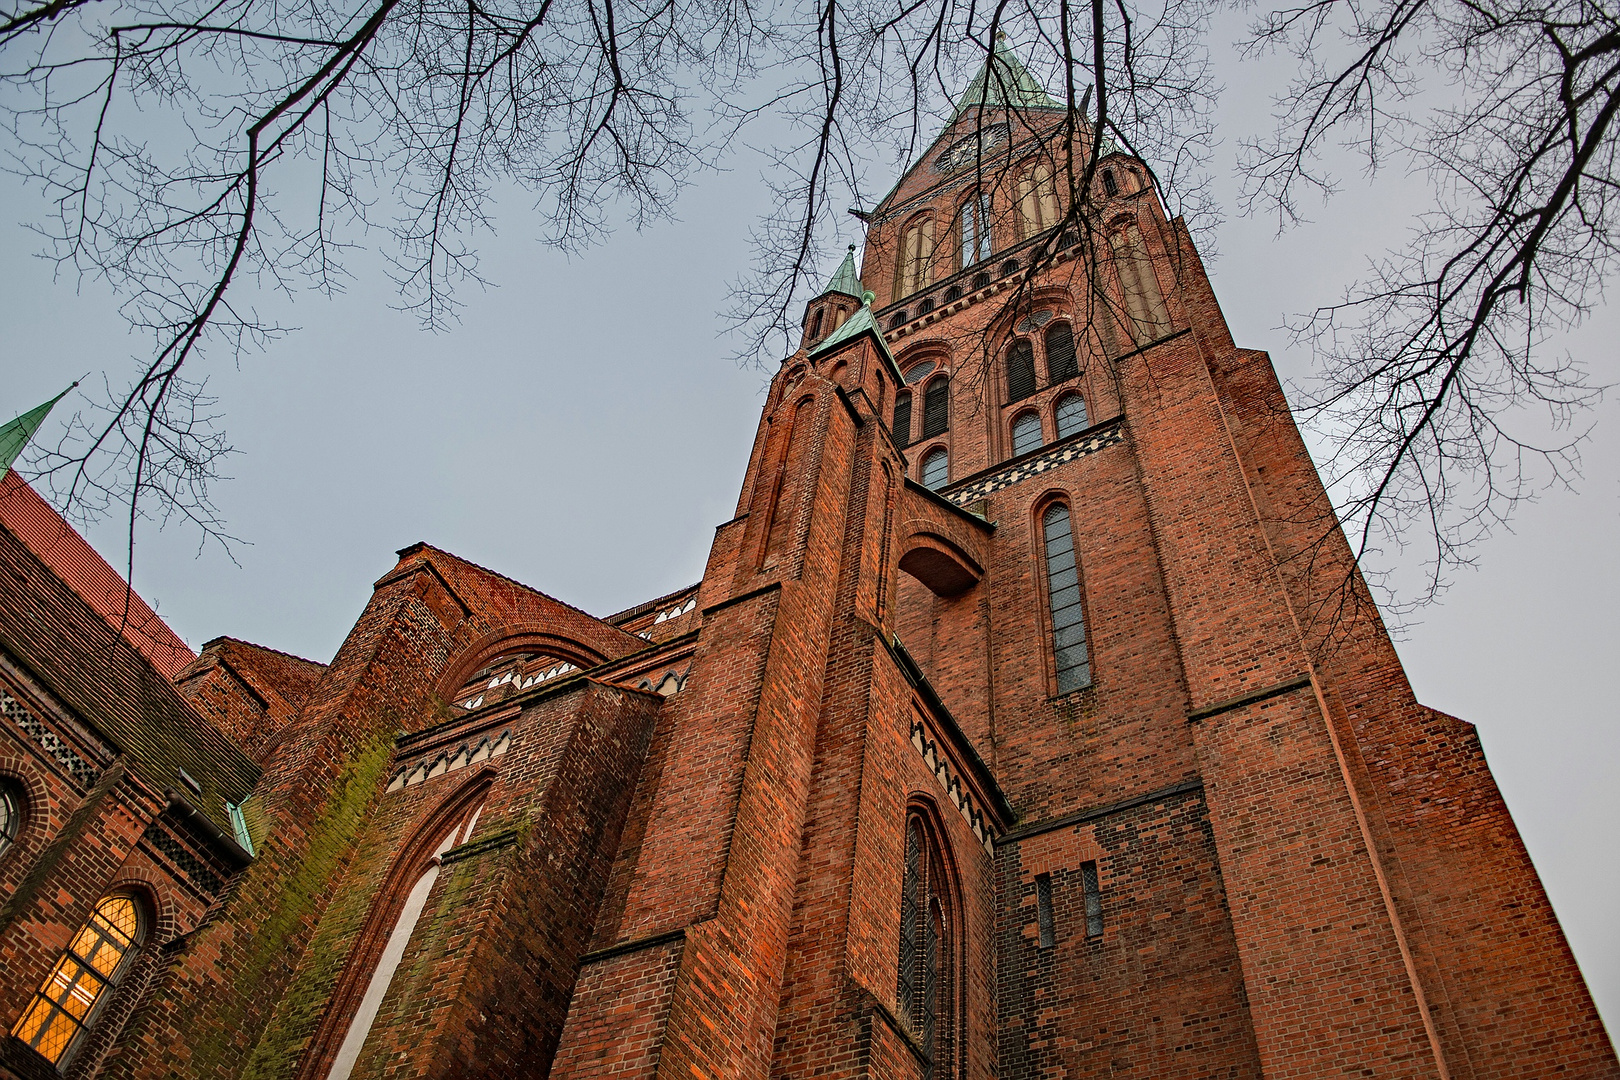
[801,246,864,350]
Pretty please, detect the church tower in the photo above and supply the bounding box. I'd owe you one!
[0,38,1611,1080]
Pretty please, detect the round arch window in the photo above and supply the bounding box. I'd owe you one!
[1011,412,1044,457]
[0,780,20,859]
[920,447,950,491]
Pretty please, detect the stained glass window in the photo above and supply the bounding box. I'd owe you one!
[0,781,19,859]
[12,894,141,1065]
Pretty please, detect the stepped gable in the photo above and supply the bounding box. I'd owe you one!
[0,469,195,679]
[0,489,257,836]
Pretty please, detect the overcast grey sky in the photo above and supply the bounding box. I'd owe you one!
[2,21,1615,1037]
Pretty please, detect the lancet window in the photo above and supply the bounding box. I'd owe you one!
[1042,503,1092,693]
[1044,322,1078,383]
[1005,340,1036,402]
[1110,222,1170,341]
[12,894,144,1066]
[921,377,950,439]
[0,779,20,859]
[894,215,936,299]
[1011,412,1044,457]
[1018,160,1061,237]
[920,448,950,491]
[1054,393,1089,440]
[958,191,993,268]
[896,815,957,1078]
[892,391,913,447]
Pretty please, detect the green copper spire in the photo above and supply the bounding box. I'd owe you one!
[823,246,862,299]
[1,383,75,474]
[951,34,1063,120]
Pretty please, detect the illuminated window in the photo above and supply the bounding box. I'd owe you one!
[896,816,957,1077]
[958,191,993,268]
[1011,412,1043,457]
[1005,340,1036,402]
[1042,504,1092,693]
[921,448,950,491]
[894,215,936,299]
[12,894,143,1065]
[1054,393,1089,439]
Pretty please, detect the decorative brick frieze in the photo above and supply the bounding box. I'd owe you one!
[385,728,511,792]
[909,717,996,853]
[941,419,1125,506]
[1,688,98,788]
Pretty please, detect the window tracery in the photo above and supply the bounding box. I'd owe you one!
[896,815,956,1078]
[12,894,144,1066]
[894,216,936,299]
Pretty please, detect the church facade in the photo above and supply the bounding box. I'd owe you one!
[1,47,1614,1080]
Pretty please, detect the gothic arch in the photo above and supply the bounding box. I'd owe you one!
[437,630,614,700]
[895,797,966,1079]
[299,770,495,1080]
[896,530,982,598]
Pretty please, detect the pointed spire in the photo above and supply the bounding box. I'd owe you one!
[951,34,1063,120]
[1,383,76,474]
[823,245,863,299]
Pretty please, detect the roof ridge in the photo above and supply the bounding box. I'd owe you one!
[400,542,636,637]
[202,635,329,669]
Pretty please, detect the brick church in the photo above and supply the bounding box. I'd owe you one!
[1,42,1614,1080]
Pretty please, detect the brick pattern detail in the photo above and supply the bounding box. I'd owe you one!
[1,691,97,788]
[942,418,1125,504]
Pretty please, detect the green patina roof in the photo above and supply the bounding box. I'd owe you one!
[951,35,1064,120]
[823,246,863,299]
[808,291,903,381]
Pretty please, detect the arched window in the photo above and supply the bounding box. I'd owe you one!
[1018,160,1060,237]
[920,448,950,490]
[1011,412,1044,457]
[324,799,486,1080]
[1054,393,1089,439]
[1102,169,1118,196]
[0,779,20,859]
[12,893,144,1066]
[1110,223,1170,342]
[921,377,949,439]
[896,815,957,1077]
[1045,322,1078,383]
[958,191,992,268]
[1005,340,1036,402]
[890,312,909,330]
[1042,504,1092,693]
[892,391,913,447]
[807,308,824,342]
[943,285,963,303]
[894,215,936,299]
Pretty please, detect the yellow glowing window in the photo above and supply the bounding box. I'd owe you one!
[12,895,140,1064]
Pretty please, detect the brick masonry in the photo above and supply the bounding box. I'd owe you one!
[0,73,1613,1080]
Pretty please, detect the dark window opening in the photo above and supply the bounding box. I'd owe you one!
[892,392,913,447]
[944,285,963,303]
[1081,861,1104,937]
[890,311,909,330]
[1045,322,1078,383]
[921,378,949,438]
[972,272,991,290]
[896,816,956,1078]
[916,297,935,315]
[1103,169,1118,196]
[0,780,19,860]
[1000,259,1020,277]
[1005,340,1037,402]
[808,308,824,341]
[1036,875,1056,949]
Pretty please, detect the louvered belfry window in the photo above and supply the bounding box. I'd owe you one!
[1005,340,1036,401]
[1042,503,1092,692]
[892,391,913,447]
[921,377,949,438]
[1045,322,1078,383]
[897,817,954,1078]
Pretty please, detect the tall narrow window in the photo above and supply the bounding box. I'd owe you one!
[1102,169,1118,196]
[1042,504,1091,692]
[892,391,913,448]
[1005,340,1036,402]
[895,216,936,299]
[1018,160,1060,237]
[1081,861,1104,937]
[1054,393,1089,439]
[12,894,143,1065]
[1011,412,1043,457]
[958,191,993,268]
[1045,322,1078,383]
[896,815,956,1078]
[921,377,949,438]
[0,779,20,859]
[920,448,950,491]
[807,308,823,342]
[1110,224,1170,341]
[1035,875,1057,948]
[325,805,483,1080]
